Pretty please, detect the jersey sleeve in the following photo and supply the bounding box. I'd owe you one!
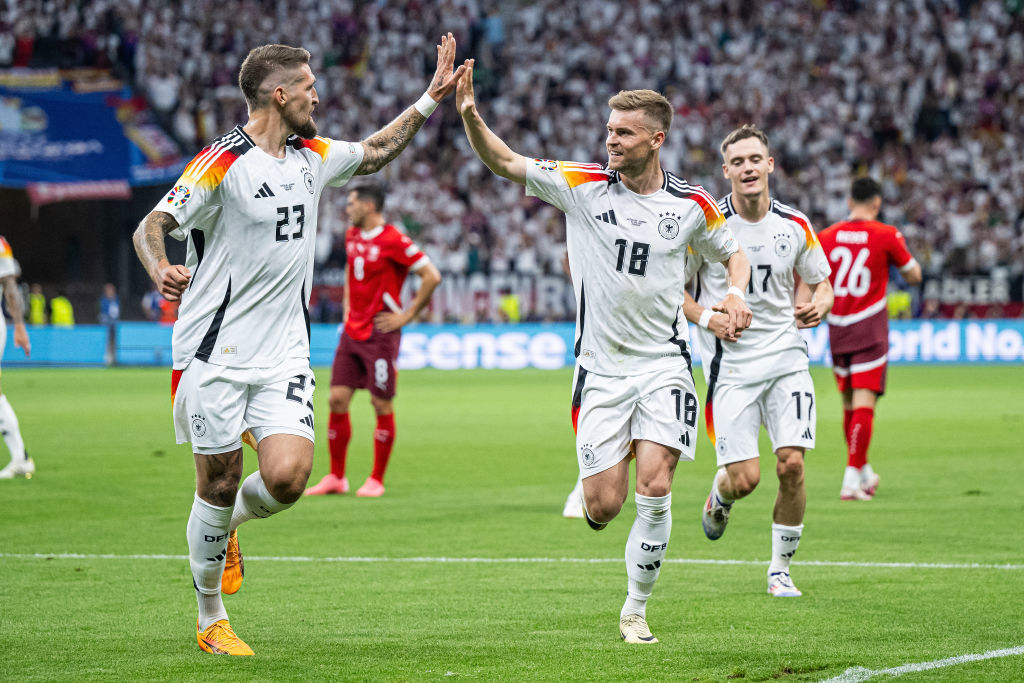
[689,197,739,264]
[389,230,429,270]
[155,147,225,241]
[887,227,915,270]
[794,221,832,284]
[0,238,19,279]
[294,136,365,189]
[525,159,610,213]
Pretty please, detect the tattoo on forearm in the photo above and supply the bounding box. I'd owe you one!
[2,276,22,319]
[357,108,426,175]
[133,211,178,278]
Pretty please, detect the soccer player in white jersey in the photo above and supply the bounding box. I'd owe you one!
[456,60,752,644]
[133,37,466,656]
[683,124,834,598]
[0,237,33,480]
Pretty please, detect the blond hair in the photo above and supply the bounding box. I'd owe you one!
[607,90,672,133]
[720,124,769,159]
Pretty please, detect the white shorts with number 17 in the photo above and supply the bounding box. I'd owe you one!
[707,370,816,467]
[172,358,317,454]
[571,363,698,477]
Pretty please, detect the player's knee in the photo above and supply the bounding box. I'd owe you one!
[585,491,625,524]
[370,396,393,416]
[635,474,671,498]
[727,469,759,497]
[328,396,350,413]
[204,475,241,507]
[776,451,805,486]
[265,472,308,505]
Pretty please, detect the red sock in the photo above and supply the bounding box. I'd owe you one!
[370,413,395,483]
[843,408,853,445]
[847,407,874,469]
[328,412,351,478]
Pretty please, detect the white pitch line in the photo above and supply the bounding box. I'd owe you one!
[0,553,1021,570]
[818,645,1024,682]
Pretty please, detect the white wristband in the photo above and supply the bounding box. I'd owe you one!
[414,91,438,118]
[698,309,714,329]
[727,285,745,300]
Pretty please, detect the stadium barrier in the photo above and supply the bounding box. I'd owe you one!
[3,320,1024,368]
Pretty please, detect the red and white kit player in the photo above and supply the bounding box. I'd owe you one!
[306,185,440,498]
[816,177,921,500]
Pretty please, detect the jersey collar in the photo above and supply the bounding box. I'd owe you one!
[359,224,385,240]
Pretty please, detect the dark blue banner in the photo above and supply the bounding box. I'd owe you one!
[0,70,185,188]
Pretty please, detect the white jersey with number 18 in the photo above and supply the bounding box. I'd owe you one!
[154,127,364,371]
[526,159,738,377]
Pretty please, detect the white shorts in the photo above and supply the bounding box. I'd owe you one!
[707,370,816,467]
[172,358,317,454]
[571,363,698,477]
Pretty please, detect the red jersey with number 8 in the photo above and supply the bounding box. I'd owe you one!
[818,219,913,353]
[344,224,428,341]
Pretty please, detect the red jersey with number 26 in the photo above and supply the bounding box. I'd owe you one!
[818,219,914,353]
[344,224,428,341]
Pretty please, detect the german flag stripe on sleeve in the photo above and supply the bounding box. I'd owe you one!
[0,237,12,258]
[666,175,725,231]
[294,136,330,162]
[181,128,254,190]
[559,161,611,188]
[771,200,819,248]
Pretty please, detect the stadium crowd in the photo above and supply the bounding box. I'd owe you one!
[4,0,1023,289]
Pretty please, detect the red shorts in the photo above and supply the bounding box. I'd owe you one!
[831,340,888,396]
[331,328,401,398]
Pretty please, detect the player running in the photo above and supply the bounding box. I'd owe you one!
[133,36,465,656]
[456,60,752,644]
[0,237,32,480]
[305,184,441,498]
[684,124,833,598]
[815,177,921,500]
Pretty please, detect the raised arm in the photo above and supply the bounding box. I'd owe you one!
[356,33,466,175]
[2,276,30,356]
[455,59,527,184]
[133,211,191,301]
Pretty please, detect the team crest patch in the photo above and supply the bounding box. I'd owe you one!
[773,233,793,257]
[166,185,192,207]
[303,168,315,194]
[581,443,596,467]
[716,436,728,457]
[533,159,558,172]
[657,212,681,240]
[190,413,207,438]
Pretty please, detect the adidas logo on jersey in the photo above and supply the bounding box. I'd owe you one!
[595,210,617,225]
[253,182,276,198]
[299,414,314,429]
[802,427,813,440]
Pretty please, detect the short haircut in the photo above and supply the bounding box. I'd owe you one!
[607,90,672,133]
[720,124,770,159]
[353,184,386,212]
[850,176,882,203]
[238,44,311,110]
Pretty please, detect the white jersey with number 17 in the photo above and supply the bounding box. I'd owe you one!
[526,159,738,377]
[155,127,364,372]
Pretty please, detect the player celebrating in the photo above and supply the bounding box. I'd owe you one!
[0,237,32,480]
[133,37,465,656]
[685,124,833,598]
[456,60,751,643]
[816,177,921,500]
[305,185,440,498]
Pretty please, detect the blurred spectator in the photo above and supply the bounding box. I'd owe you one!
[141,285,163,321]
[98,283,120,325]
[50,291,74,327]
[27,284,47,326]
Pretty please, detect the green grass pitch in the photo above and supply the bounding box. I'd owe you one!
[0,365,1022,681]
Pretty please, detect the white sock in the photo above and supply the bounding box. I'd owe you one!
[712,468,733,505]
[621,492,672,619]
[229,471,294,532]
[769,522,804,575]
[860,463,876,482]
[842,466,861,490]
[187,494,232,630]
[0,395,26,462]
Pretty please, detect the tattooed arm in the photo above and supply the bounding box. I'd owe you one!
[2,275,30,356]
[355,32,466,176]
[133,210,191,301]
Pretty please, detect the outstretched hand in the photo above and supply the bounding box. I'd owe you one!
[455,58,476,116]
[426,33,468,103]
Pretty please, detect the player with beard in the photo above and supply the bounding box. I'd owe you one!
[133,37,465,655]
